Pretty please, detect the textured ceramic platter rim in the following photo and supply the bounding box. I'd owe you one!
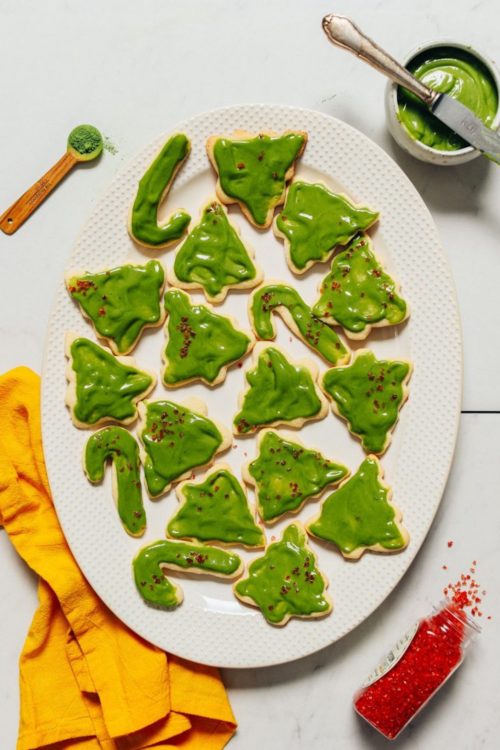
[41,104,462,668]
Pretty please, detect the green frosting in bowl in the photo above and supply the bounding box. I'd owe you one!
[397,46,498,151]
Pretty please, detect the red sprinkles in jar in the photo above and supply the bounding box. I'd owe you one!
[354,561,486,740]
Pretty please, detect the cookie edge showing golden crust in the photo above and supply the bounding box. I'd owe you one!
[233,522,333,627]
[167,462,265,550]
[135,538,244,581]
[321,349,413,456]
[65,260,167,355]
[306,454,410,560]
[65,331,157,430]
[161,289,255,389]
[167,198,263,304]
[233,342,329,437]
[311,232,410,340]
[241,428,350,525]
[247,278,351,366]
[81,426,146,538]
[272,180,380,276]
[206,130,308,230]
[137,397,232,500]
[127,135,191,251]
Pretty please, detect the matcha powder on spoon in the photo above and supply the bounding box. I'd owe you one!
[67,124,103,160]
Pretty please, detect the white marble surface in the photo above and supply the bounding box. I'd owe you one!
[1,0,499,747]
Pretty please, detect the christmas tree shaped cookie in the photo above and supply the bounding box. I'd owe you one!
[243,430,349,523]
[162,288,254,387]
[167,464,265,548]
[134,539,242,598]
[128,133,191,249]
[207,130,307,228]
[307,456,409,559]
[66,260,165,354]
[274,181,379,273]
[234,344,328,435]
[138,398,231,498]
[312,234,409,339]
[234,523,332,626]
[322,349,412,455]
[168,200,263,303]
[65,333,155,428]
[249,282,350,365]
[84,426,145,537]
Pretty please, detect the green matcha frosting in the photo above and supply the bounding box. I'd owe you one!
[234,524,331,626]
[212,132,306,226]
[134,539,241,586]
[307,457,406,556]
[275,181,379,272]
[173,201,258,301]
[68,260,164,354]
[250,283,349,365]
[247,430,349,522]
[84,426,145,536]
[312,235,407,336]
[163,289,251,386]
[133,543,182,608]
[322,350,411,454]
[398,46,498,151]
[130,133,191,247]
[139,399,225,497]
[168,467,264,547]
[68,337,153,426]
[234,347,324,435]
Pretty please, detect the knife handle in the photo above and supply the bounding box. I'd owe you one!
[322,14,437,107]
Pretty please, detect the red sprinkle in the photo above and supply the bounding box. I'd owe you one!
[447,540,454,548]
[444,561,485,612]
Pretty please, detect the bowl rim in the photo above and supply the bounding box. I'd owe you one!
[387,38,500,158]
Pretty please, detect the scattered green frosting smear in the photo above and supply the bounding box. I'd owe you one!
[234,347,323,435]
[234,524,331,626]
[212,132,306,226]
[163,289,251,386]
[247,431,349,522]
[398,47,498,151]
[139,400,224,497]
[173,201,258,301]
[322,350,411,455]
[134,539,241,595]
[275,181,379,272]
[133,543,182,608]
[312,235,407,336]
[250,283,349,365]
[67,260,164,354]
[307,457,406,556]
[84,427,145,536]
[130,133,191,247]
[168,468,264,547]
[68,337,153,426]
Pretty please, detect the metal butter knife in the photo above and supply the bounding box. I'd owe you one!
[322,14,500,165]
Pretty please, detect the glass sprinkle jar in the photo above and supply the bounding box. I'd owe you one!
[354,599,480,740]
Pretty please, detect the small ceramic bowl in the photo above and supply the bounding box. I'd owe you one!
[385,40,500,165]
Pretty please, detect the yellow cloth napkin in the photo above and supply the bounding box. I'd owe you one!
[0,367,236,750]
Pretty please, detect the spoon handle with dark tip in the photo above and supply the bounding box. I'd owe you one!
[0,151,77,235]
[322,14,438,107]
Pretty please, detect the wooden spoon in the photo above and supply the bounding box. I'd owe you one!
[0,124,103,235]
